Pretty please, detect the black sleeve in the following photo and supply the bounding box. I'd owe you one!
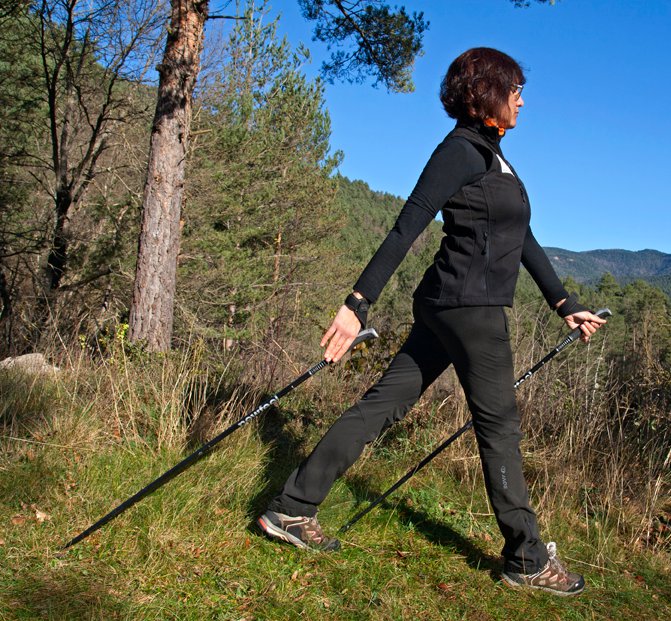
[521,226,569,308]
[353,138,485,303]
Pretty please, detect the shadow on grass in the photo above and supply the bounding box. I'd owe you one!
[184,380,255,449]
[245,403,308,528]
[0,453,67,512]
[396,504,501,580]
[341,473,501,583]
[10,571,129,620]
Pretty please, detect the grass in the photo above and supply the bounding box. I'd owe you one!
[0,350,669,620]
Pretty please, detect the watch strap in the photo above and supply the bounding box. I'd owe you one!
[344,293,369,329]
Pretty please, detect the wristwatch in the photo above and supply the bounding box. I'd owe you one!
[344,293,369,329]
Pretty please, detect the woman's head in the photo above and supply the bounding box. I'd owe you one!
[440,48,526,129]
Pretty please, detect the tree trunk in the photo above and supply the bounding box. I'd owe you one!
[128,0,209,351]
[45,187,72,291]
[33,185,72,344]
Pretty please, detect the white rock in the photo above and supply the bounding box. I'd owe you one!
[0,353,60,374]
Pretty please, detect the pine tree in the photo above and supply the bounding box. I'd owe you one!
[128,0,427,351]
[180,2,339,349]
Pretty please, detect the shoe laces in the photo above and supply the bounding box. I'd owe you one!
[305,516,327,543]
[545,541,570,580]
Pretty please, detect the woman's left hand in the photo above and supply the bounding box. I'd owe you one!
[562,310,607,343]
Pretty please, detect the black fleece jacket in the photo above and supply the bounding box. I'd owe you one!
[353,121,568,309]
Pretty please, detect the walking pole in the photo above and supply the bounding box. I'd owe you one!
[337,310,612,535]
[62,328,378,550]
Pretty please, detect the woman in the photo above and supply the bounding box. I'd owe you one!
[257,48,605,596]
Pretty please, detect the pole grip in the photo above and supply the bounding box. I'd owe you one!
[566,307,612,342]
[348,328,379,351]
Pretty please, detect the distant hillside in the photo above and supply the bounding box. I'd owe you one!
[545,248,671,297]
[334,176,442,320]
[336,177,671,298]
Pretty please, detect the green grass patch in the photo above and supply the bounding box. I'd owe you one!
[1,424,669,620]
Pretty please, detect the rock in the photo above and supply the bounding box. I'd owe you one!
[0,353,60,374]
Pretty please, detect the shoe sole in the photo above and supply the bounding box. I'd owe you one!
[501,573,585,597]
[257,515,310,550]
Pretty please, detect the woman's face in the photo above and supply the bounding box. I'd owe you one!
[498,87,524,129]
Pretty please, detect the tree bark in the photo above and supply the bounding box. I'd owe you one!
[128,0,209,351]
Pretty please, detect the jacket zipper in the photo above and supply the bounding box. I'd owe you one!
[482,229,490,296]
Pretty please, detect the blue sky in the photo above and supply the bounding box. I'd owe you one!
[228,1,671,253]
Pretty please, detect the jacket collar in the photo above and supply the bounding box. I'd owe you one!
[455,118,504,154]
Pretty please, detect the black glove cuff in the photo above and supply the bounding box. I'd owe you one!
[344,293,369,329]
[556,292,589,318]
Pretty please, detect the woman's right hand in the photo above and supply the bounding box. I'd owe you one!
[321,305,362,363]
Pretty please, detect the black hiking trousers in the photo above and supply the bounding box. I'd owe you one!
[268,302,549,574]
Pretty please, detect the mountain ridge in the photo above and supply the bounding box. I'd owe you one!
[337,176,671,297]
[544,247,671,296]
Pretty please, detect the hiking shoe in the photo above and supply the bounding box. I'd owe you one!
[257,510,341,552]
[501,542,585,596]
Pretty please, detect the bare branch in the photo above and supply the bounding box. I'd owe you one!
[59,267,113,292]
[207,14,248,21]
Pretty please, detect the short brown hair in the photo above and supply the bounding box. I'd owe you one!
[440,48,526,123]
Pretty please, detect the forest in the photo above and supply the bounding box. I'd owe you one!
[0,1,669,619]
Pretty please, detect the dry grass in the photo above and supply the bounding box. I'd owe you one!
[0,325,669,620]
